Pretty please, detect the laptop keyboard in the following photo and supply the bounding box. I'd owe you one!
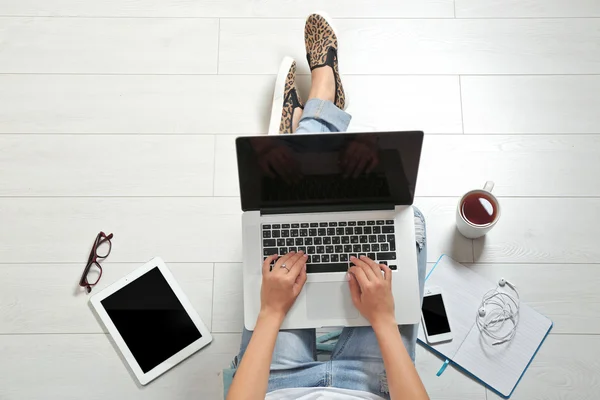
[262,220,397,274]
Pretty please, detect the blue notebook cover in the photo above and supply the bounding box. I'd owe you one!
[417,255,553,398]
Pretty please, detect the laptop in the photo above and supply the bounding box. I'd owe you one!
[236,131,424,330]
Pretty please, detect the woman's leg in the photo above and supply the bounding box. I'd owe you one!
[232,328,326,392]
[270,13,351,135]
[270,58,350,135]
[327,207,427,398]
[295,98,351,133]
[234,328,317,370]
[295,21,351,134]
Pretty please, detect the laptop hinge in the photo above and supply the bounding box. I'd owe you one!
[260,203,395,216]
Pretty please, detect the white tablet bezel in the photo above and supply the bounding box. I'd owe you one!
[90,256,212,385]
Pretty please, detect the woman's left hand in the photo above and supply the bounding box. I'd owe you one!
[260,251,308,321]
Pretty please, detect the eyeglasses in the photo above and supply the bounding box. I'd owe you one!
[80,231,113,293]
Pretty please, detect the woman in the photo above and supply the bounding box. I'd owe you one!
[227,13,429,400]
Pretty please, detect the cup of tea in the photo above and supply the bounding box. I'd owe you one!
[456,181,500,239]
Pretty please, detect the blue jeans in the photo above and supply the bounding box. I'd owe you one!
[295,98,353,133]
[233,100,427,398]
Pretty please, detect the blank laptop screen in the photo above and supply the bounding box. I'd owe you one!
[236,131,423,211]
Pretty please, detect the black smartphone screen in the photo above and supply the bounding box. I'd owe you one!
[422,293,451,336]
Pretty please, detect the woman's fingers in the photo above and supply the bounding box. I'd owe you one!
[286,251,307,278]
[348,272,362,306]
[274,251,296,270]
[262,254,279,275]
[348,264,370,290]
[350,256,377,281]
[293,265,308,296]
[381,263,393,283]
[361,255,384,279]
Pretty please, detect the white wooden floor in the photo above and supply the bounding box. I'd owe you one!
[1,1,600,399]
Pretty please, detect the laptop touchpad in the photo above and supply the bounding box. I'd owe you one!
[306,282,358,320]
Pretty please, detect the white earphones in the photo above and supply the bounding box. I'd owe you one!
[498,277,516,290]
[476,278,520,345]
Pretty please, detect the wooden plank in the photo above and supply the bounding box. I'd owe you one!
[0,0,454,18]
[417,135,600,197]
[486,335,600,400]
[0,135,215,196]
[462,76,600,134]
[0,333,240,400]
[469,263,600,334]
[343,75,462,134]
[0,198,242,263]
[6,134,597,198]
[212,263,243,333]
[219,18,600,75]
[474,198,600,263]
[456,0,600,18]
[0,74,461,134]
[0,17,218,73]
[0,75,273,134]
[0,263,214,333]
[213,135,240,197]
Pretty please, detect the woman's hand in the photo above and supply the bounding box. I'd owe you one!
[348,255,396,328]
[260,251,308,321]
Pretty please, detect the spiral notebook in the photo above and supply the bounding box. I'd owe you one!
[417,255,553,398]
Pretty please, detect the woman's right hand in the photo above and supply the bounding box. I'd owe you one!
[260,251,308,321]
[348,255,396,328]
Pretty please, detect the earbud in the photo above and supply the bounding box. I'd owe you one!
[478,307,486,317]
[498,278,516,290]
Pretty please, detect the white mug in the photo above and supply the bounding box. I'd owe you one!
[456,181,500,239]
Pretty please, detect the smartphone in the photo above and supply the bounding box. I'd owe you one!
[421,286,453,344]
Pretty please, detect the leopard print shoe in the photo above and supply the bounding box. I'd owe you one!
[304,13,346,110]
[268,57,304,135]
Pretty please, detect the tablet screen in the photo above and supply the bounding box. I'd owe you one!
[101,266,202,373]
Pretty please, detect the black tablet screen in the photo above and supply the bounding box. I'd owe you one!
[101,267,201,373]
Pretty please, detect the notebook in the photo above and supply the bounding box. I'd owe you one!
[417,255,553,398]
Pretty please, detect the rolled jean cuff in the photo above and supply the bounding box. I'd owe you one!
[298,98,352,133]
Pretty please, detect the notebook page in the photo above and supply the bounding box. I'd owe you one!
[418,256,495,359]
[453,303,552,396]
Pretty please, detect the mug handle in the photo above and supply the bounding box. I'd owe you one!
[483,181,495,192]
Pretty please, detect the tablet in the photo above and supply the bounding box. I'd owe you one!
[90,257,212,385]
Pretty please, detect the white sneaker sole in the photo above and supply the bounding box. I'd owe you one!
[268,56,295,135]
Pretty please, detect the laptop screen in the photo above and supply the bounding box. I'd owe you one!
[236,131,423,212]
